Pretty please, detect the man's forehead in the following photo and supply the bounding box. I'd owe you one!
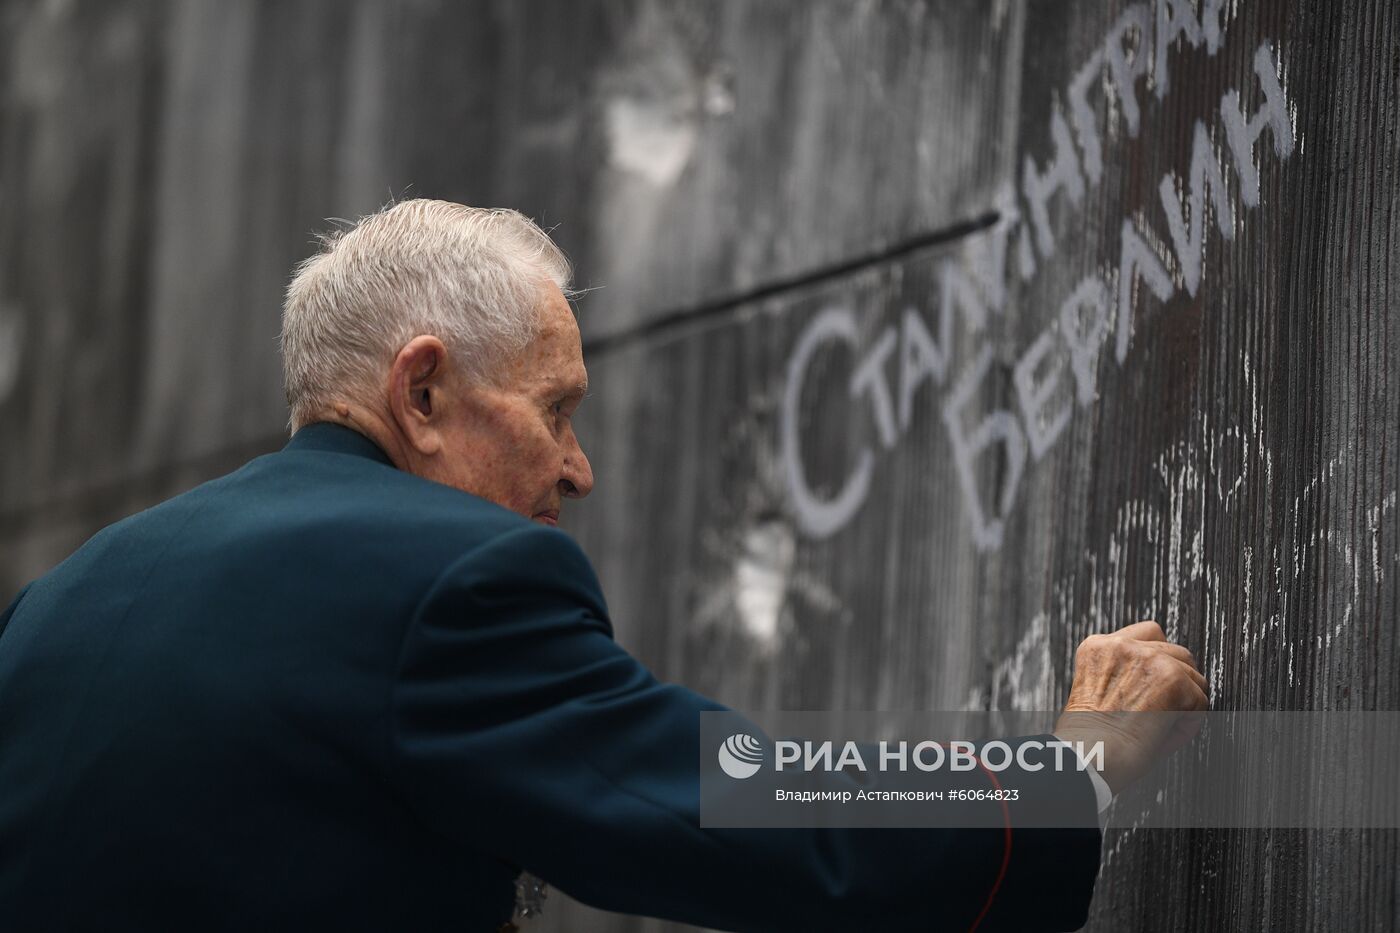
[525,284,588,392]
[531,353,586,392]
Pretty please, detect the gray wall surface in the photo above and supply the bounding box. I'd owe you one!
[2,1,1397,929]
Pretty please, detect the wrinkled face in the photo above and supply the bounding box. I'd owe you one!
[437,284,593,524]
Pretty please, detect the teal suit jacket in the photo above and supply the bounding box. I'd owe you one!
[0,422,1101,931]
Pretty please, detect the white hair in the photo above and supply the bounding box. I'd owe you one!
[279,199,573,431]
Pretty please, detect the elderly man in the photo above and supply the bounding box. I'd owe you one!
[0,200,1206,931]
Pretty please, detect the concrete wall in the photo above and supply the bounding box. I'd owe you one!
[2,1,1397,929]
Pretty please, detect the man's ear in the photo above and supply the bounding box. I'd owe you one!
[387,335,450,456]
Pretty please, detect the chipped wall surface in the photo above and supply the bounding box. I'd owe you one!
[2,1,1398,930]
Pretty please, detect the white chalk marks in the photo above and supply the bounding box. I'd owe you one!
[605,94,698,189]
[781,306,873,538]
[971,355,1397,713]
[780,4,1298,551]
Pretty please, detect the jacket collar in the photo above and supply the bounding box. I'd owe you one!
[283,422,395,468]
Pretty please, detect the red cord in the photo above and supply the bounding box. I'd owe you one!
[966,757,1013,933]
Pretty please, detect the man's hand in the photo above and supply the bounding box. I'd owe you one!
[1053,620,1208,795]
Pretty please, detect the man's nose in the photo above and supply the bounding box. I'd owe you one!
[560,435,593,499]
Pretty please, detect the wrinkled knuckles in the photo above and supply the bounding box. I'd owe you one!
[1150,653,1181,678]
[1076,633,1107,652]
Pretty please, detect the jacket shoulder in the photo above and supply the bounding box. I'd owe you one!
[237,445,534,562]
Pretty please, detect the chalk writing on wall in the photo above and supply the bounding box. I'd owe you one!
[781,5,1297,551]
[966,344,1399,709]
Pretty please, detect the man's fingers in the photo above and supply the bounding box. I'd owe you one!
[1178,676,1209,711]
[1116,619,1166,642]
[1154,646,1207,691]
[1154,642,1198,669]
[1179,661,1208,694]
